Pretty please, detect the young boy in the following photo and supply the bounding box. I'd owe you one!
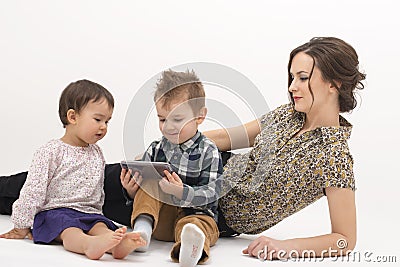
[121,70,223,267]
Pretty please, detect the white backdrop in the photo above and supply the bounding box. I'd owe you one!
[1,0,399,263]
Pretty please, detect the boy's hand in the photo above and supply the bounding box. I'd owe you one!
[0,228,32,240]
[159,170,183,199]
[120,168,142,199]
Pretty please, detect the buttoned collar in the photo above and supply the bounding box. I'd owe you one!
[292,109,352,143]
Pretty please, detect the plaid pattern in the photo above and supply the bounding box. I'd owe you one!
[143,131,223,221]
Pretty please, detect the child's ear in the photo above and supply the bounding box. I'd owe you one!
[196,107,207,124]
[66,109,77,125]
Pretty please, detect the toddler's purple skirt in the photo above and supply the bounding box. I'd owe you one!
[32,207,118,244]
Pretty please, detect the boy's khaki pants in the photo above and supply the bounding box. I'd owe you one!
[131,180,219,263]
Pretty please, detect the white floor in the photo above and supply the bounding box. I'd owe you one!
[0,214,263,267]
[2,195,398,266]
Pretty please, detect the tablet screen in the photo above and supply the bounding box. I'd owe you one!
[120,160,172,178]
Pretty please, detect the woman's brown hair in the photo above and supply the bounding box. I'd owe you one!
[288,37,366,112]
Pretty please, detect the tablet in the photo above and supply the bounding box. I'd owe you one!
[120,160,172,178]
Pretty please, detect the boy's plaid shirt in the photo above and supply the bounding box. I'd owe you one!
[143,131,223,221]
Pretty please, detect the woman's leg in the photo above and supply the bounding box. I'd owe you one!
[103,163,132,226]
[0,171,27,214]
[0,164,132,225]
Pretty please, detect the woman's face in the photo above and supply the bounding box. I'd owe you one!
[289,52,335,114]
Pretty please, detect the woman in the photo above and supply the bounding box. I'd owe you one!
[1,37,365,260]
[205,37,365,259]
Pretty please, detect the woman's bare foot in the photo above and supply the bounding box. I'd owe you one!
[85,227,126,260]
[112,231,147,259]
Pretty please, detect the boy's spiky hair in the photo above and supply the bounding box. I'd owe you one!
[154,69,205,113]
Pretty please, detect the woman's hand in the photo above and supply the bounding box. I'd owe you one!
[158,170,183,199]
[243,236,292,260]
[0,228,32,240]
[120,168,142,199]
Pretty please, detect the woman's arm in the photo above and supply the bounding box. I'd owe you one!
[203,119,261,151]
[243,187,356,260]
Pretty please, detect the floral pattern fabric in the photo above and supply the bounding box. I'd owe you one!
[219,104,355,234]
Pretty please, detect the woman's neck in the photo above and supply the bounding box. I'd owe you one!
[302,105,340,131]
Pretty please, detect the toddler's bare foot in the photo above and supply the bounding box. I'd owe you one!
[85,227,125,260]
[113,231,147,259]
